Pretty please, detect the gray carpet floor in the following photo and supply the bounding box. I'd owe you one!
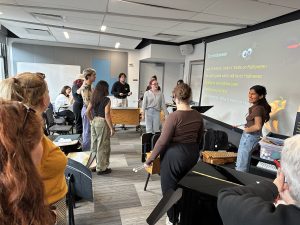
[74,128,167,225]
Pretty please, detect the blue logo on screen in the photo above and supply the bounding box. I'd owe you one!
[241,48,253,59]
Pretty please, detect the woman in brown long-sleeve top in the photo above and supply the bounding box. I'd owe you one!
[144,83,204,225]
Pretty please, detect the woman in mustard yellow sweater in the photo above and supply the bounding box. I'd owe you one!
[0,73,68,225]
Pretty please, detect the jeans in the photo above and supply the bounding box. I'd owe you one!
[236,131,261,172]
[81,105,91,151]
[145,108,161,134]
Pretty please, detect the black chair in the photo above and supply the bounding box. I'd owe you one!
[144,132,161,191]
[49,103,66,124]
[44,108,73,135]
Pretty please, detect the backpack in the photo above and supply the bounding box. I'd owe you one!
[203,129,229,151]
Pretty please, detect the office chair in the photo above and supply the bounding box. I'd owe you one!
[43,107,73,135]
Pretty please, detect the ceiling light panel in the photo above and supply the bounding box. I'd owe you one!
[49,27,100,45]
[99,34,141,49]
[100,25,107,32]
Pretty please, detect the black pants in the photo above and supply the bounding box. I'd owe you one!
[73,101,83,134]
[57,110,75,125]
[160,143,200,223]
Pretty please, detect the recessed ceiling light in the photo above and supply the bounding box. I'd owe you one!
[0,12,3,15]
[115,42,120,48]
[63,31,69,39]
[100,25,107,32]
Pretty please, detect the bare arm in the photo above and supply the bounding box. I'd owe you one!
[105,101,115,136]
[86,103,93,121]
[244,116,263,133]
[145,114,176,165]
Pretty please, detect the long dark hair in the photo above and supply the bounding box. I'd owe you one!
[250,85,271,122]
[91,80,109,109]
[0,100,55,225]
[60,85,71,97]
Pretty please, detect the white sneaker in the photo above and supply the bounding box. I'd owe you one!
[165,217,178,225]
[166,217,172,225]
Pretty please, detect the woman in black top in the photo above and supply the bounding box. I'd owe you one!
[86,81,115,175]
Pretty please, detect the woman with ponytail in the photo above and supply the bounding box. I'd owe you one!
[0,100,56,225]
[236,85,271,172]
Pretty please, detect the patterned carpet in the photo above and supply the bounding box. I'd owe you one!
[74,128,167,225]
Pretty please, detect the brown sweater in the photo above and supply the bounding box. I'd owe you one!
[146,109,204,164]
[246,104,266,128]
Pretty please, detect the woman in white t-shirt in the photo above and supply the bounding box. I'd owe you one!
[54,86,75,125]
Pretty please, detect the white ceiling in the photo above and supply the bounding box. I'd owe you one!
[0,0,299,50]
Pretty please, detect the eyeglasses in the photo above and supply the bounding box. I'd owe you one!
[22,103,36,129]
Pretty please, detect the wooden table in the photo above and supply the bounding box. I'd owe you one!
[111,107,140,125]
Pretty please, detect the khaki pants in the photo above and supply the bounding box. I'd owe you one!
[91,117,111,172]
[112,97,128,107]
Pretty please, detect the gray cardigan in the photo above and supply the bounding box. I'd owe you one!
[141,90,168,116]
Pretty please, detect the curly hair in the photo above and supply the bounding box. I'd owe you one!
[173,83,192,103]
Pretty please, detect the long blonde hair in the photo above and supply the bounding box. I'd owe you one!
[0,72,47,108]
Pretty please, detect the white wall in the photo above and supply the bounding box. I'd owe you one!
[127,50,140,107]
[148,44,185,63]
[163,63,184,103]
[139,45,152,61]
[183,43,205,81]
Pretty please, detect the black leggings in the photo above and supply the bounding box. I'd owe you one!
[73,101,83,134]
[160,143,200,223]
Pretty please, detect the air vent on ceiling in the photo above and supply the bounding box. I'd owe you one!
[26,28,51,36]
[32,13,65,21]
[154,33,180,39]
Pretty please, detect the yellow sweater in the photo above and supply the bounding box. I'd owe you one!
[39,135,68,204]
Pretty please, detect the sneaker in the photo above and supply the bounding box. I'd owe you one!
[97,168,112,175]
[165,217,178,225]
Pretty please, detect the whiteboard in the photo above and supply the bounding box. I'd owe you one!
[16,62,81,102]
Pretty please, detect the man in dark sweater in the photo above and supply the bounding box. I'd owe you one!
[218,135,300,225]
[111,73,132,107]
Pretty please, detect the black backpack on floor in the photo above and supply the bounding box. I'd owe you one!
[203,129,229,151]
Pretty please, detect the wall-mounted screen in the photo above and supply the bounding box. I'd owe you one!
[201,20,300,136]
